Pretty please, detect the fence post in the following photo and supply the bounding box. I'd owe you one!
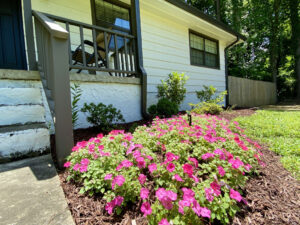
[50,36,74,169]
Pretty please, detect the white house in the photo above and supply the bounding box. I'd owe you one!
[0,0,244,166]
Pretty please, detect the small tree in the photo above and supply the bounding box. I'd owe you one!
[157,72,188,106]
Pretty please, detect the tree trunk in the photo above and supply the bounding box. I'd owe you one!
[289,0,300,101]
[269,0,281,102]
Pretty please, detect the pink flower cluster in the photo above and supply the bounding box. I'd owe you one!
[105,196,124,215]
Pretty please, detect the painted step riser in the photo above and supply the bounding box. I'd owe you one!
[0,88,42,105]
[0,105,45,126]
[0,128,50,158]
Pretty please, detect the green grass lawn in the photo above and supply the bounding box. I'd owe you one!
[234,110,300,180]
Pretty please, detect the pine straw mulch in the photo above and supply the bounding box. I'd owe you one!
[58,109,300,225]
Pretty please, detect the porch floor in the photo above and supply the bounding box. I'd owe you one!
[0,155,74,225]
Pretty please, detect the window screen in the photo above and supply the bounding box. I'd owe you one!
[189,31,219,68]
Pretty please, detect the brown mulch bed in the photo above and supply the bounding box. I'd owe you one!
[57,109,300,225]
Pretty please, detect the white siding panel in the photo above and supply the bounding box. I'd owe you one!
[141,1,227,109]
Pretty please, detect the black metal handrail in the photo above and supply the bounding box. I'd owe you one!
[40,11,138,77]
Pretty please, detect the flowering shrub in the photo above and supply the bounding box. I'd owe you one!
[65,114,263,224]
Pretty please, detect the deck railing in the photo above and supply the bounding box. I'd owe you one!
[33,11,74,168]
[44,13,138,77]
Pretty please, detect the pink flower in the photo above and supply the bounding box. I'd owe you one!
[229,157,244,169]
[161,197,173,210]
[218,166,225,176]
[112,175,125,190]
[80,165,88,173]
[140,188,149,200]
[192,199,202,216]
[98,145,104,151]
[182,188,195,203]
[133,150,141,158]
[166,163,175,172]
[178,200,190,214]
[105,196,124,215]
[244,164,252,171]
[88,144,95,154]
[136,157,146,168]
[64,161,71,168]
[230,189,242,202]
[173,174,183,182]
[183,164,193,176]
[138,174,147,185]
[73,163,80,171]
[188,157,198,168]
[210,181,221,196]
[146,155,153,161]
[158,218,170,225]
[97,133,103,139]
[81,158,90,166]
[205,188,214,202]
[104,174,113,180]
[201,153,215,160]
[117,160,133,171]
[200,207,211,218]
[156,188,167,201]
[148,163,157,173]
[141,202,152,217]
[72,146,79,152]
[165,152,179,162]
[214,148,226,160]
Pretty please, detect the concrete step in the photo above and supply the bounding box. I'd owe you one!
[0,88,42,106]
[0,69,40,80]
[0,105,45,126]
[0,126,50,162]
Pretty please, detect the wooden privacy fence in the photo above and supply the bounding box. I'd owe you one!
[228,76,276,107]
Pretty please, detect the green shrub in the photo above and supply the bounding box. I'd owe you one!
[148,104,157,116]
[156,98,179,117]
[71,83,82,127]
[81,102,125,131]
[190,102,223,115]
[157,72,188,106]
[190,85,227,115]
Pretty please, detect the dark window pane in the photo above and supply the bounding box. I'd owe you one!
[191,49,204,65]
[205,53,217,67]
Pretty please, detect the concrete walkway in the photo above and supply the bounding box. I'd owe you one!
[0,155,74,225]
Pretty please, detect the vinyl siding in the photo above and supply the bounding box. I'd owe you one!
[140,0,228,110]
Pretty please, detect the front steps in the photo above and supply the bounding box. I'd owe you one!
[0,86,50,163]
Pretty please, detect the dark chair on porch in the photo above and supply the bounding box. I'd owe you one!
[71,40,107,74]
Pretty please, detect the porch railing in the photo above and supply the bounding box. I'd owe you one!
[33,11,74,168]
[43,12,138,77]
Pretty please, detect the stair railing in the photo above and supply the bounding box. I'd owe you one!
[33,11,74,168]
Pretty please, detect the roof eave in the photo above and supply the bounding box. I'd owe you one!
[165,0,246,41]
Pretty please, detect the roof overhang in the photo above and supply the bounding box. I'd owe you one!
[164,0,246,44]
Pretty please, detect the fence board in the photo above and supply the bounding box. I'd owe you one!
[228,76,276,107]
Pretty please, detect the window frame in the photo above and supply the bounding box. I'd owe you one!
[189,29,220,70]
[90,0,132,33]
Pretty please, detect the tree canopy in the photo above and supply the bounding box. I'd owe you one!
[184,0,300,100]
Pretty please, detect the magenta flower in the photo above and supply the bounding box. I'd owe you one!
[178,200,190,214]
[158,218,170,225]
[136,157,146,169]
[182,188,195,203]
[229,157,244,169]
[166,163,175,172]
[156,188,167,201]
[148,163,157,174]
[188,157,198,168]
[73,163,80,171]
[138,174,147,185]
[140,202,152,217]
[105,196,124,215]
[63,161,71,168]
[217,166,225,176]
[161,197,173,210]
[205,188,214,202]
[201,153,215,160]
[244,164,252,171]
[230,189,242,202]
[200,207,211,218]
[88,144,95,154]
[72,146,79,152]
[182,164,194,176]
[104,173,113,180]
[173,174,183,182]
[214,148,226,160]
[112,175,125,190]
[140,188,150,200]
[133,150,141,158]
[210,181,221,196]
[79,165,88,173]
[165,152,179,161]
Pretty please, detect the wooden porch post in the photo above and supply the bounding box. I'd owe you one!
[23,0,37,70]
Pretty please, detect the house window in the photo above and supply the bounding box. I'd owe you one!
[189,31,219,69]
[92,0,131,32]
